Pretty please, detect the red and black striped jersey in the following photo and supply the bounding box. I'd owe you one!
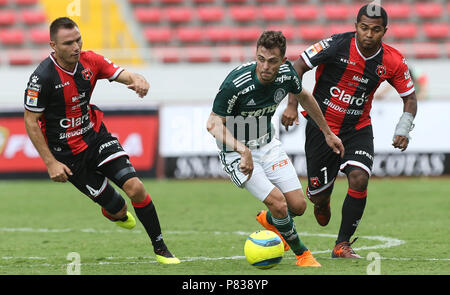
[24,50,124,157]
[300,32,415,134]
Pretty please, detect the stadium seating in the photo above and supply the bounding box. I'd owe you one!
[415,2,443,19]
[0,10,16,26]
[388,23,419,40]
[1,0,449,65]
[134,7,163,23]
[292,5,319,21]
[229,6,258,22]
[197,6,225,22]
[423,23,449,40]
[411,42,441,59]
[384,3,411,20]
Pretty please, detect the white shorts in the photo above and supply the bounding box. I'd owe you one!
[218,139,302,202]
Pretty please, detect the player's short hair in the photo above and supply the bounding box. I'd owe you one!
[357,4,388,27]
[50,17,79,41]
[257,31,286,58]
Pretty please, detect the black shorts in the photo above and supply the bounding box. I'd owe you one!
[305,121,374,196]
[55,123,137,201]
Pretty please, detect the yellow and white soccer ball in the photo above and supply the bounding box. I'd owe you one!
[244,230,284,269]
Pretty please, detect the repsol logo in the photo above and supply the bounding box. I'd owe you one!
[329,86,368,106]
[59,113,90,128]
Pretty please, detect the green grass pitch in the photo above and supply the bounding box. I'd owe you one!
[0,177,449,275]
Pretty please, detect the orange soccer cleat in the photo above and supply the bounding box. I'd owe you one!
[296,250,321,267]
[256,210,290,251]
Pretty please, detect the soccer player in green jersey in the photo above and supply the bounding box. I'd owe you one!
[206,31,344,267]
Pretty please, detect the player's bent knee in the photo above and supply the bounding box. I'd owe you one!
[264,190,288,218]
[285,189,307,216]
[347,169,369,192]
[122,177,146,202]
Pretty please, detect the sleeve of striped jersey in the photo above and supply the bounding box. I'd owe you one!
[91,51,124,82]
[300,36,339,69]
[388,58,416,98]
[23,72,49,113]
[212,81,237,117]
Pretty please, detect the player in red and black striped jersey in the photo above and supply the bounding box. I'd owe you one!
[24,17,179,264]
[282,4,417,258]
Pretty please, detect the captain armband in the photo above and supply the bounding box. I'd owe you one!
[393,112,415,141]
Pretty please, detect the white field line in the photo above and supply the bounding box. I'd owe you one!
[1,227,449,264]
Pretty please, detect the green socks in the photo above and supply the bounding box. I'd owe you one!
[270,213,308,256]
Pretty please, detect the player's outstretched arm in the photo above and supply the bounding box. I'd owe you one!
[295,91,345,157]
[115,70,149,98]
[393,92,417,151]
[282,58,312,131]
[206,112,253,176]
[24,110,73,182]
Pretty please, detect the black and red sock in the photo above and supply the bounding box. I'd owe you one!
[132,194,165,250]
[336,188,367,244]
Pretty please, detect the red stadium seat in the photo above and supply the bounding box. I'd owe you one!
[143,27,173,43]
[185,47,212,63]
[229,6,257,22]
[423,23,449,40]
[176,27,203,43]
[233,26,262,42]
[21,10,47,25]
[217,46,245,62]
[260,6,287,22]
[224,0,247,3]
[388,42,410,58]
[415,2,443,19]
[205,26,234,42]
[30,28,50,44]
[128,0,151,3]
[383,3,411,20]
[328,24,355,36]
[197,6,224,23]
[411,43,441,59]
[266,24,295,41]
[0,29,25,45]
[285,44,308,61]
[192,0,215,4]
[0,10,16,26]
[297,25,327,41]
[152,47,180,63]
[165,7,193,23]
[323,4,352,21]
[388,23,418,40]
[160,0,184,4]
[134,7,162,23]
[0,0,8,5]
[291,5,319,21]
[8,50,33,65]
[14,0,39,5]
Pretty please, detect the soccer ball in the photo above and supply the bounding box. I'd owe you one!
[244,230,284,269]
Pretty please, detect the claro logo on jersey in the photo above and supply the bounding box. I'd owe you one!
[329,87,369,106]
[59,113,90,128]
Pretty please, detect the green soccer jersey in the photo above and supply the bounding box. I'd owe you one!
[212,61,302,151]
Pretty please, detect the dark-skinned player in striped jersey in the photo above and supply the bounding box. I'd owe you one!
[282,4,417,258]
[207,31,344,267]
